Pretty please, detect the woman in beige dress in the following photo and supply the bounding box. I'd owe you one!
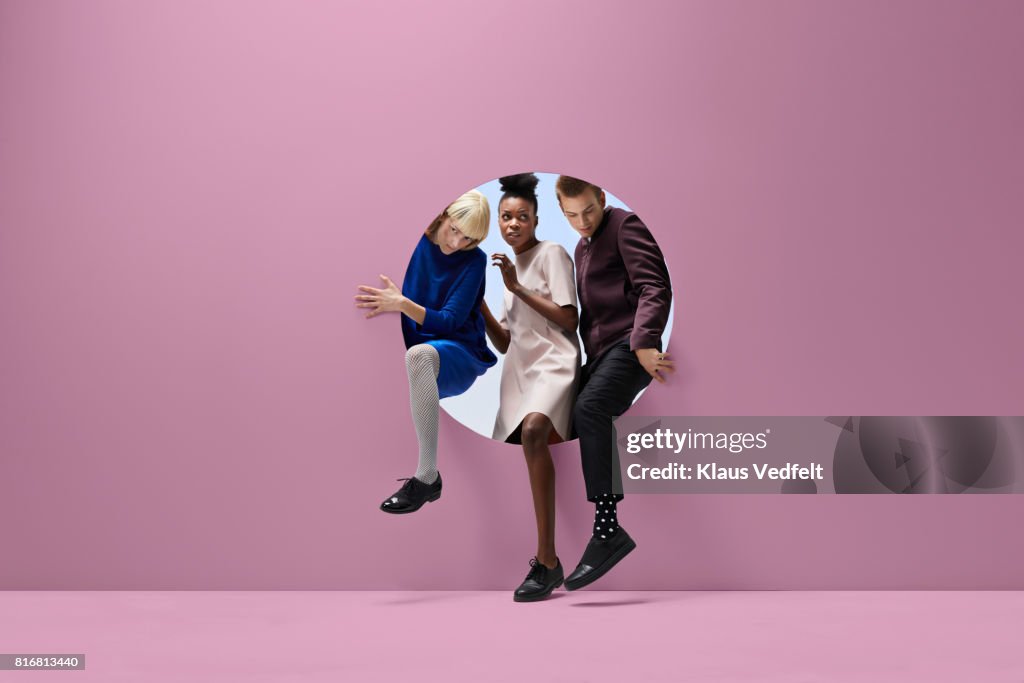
[480,173,581,602]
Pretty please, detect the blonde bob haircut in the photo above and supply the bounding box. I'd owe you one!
[425,189,490,249]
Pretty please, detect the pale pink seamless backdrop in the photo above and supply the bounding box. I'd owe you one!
[1,1,1022,589]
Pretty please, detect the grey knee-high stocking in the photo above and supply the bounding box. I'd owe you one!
[406,344,441,484]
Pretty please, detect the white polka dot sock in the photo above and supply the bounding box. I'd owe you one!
[593,493,619,539]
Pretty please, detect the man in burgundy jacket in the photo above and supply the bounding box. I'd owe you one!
[558,175,674,591]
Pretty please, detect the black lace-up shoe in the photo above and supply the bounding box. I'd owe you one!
[564,527,636,591]
[513,557,564,603]
[379,472,442,514]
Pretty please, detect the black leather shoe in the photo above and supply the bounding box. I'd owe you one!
[513,557,564,602]
[564,527,636,591]
[379,472,442,514]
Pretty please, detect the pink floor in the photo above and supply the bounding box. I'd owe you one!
[2,591,1023,681]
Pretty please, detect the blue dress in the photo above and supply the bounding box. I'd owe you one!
[401,235,497,398]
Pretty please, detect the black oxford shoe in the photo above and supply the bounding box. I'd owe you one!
[513,557,564,602]
[379,472,442,514]
[564,527,636,591]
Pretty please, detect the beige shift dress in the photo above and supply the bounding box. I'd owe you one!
[492,240,582,443]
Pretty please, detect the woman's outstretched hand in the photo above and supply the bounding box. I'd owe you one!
[491,253,520,293]
[355,274,405,318]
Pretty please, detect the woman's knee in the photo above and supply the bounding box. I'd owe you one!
[521,413,552,449]
[405,344,439,377]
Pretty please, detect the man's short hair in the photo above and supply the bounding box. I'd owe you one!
[555,175,602,199]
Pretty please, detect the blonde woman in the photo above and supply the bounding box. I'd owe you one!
[356,190,495,513]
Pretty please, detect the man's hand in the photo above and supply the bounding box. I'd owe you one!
[635,348,675,383]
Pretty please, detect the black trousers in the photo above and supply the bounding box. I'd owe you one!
[572,341,653,502]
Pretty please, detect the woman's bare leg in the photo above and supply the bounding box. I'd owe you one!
[520,412,557,567]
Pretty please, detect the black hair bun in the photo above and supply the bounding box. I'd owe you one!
[499,173,540,195]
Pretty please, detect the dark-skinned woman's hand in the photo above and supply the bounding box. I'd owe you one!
[491,253,520,294]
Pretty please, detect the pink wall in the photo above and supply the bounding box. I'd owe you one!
[1,0,1023,589]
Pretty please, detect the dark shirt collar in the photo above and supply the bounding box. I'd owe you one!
[593,207,612,240]
[582,207,613,245]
